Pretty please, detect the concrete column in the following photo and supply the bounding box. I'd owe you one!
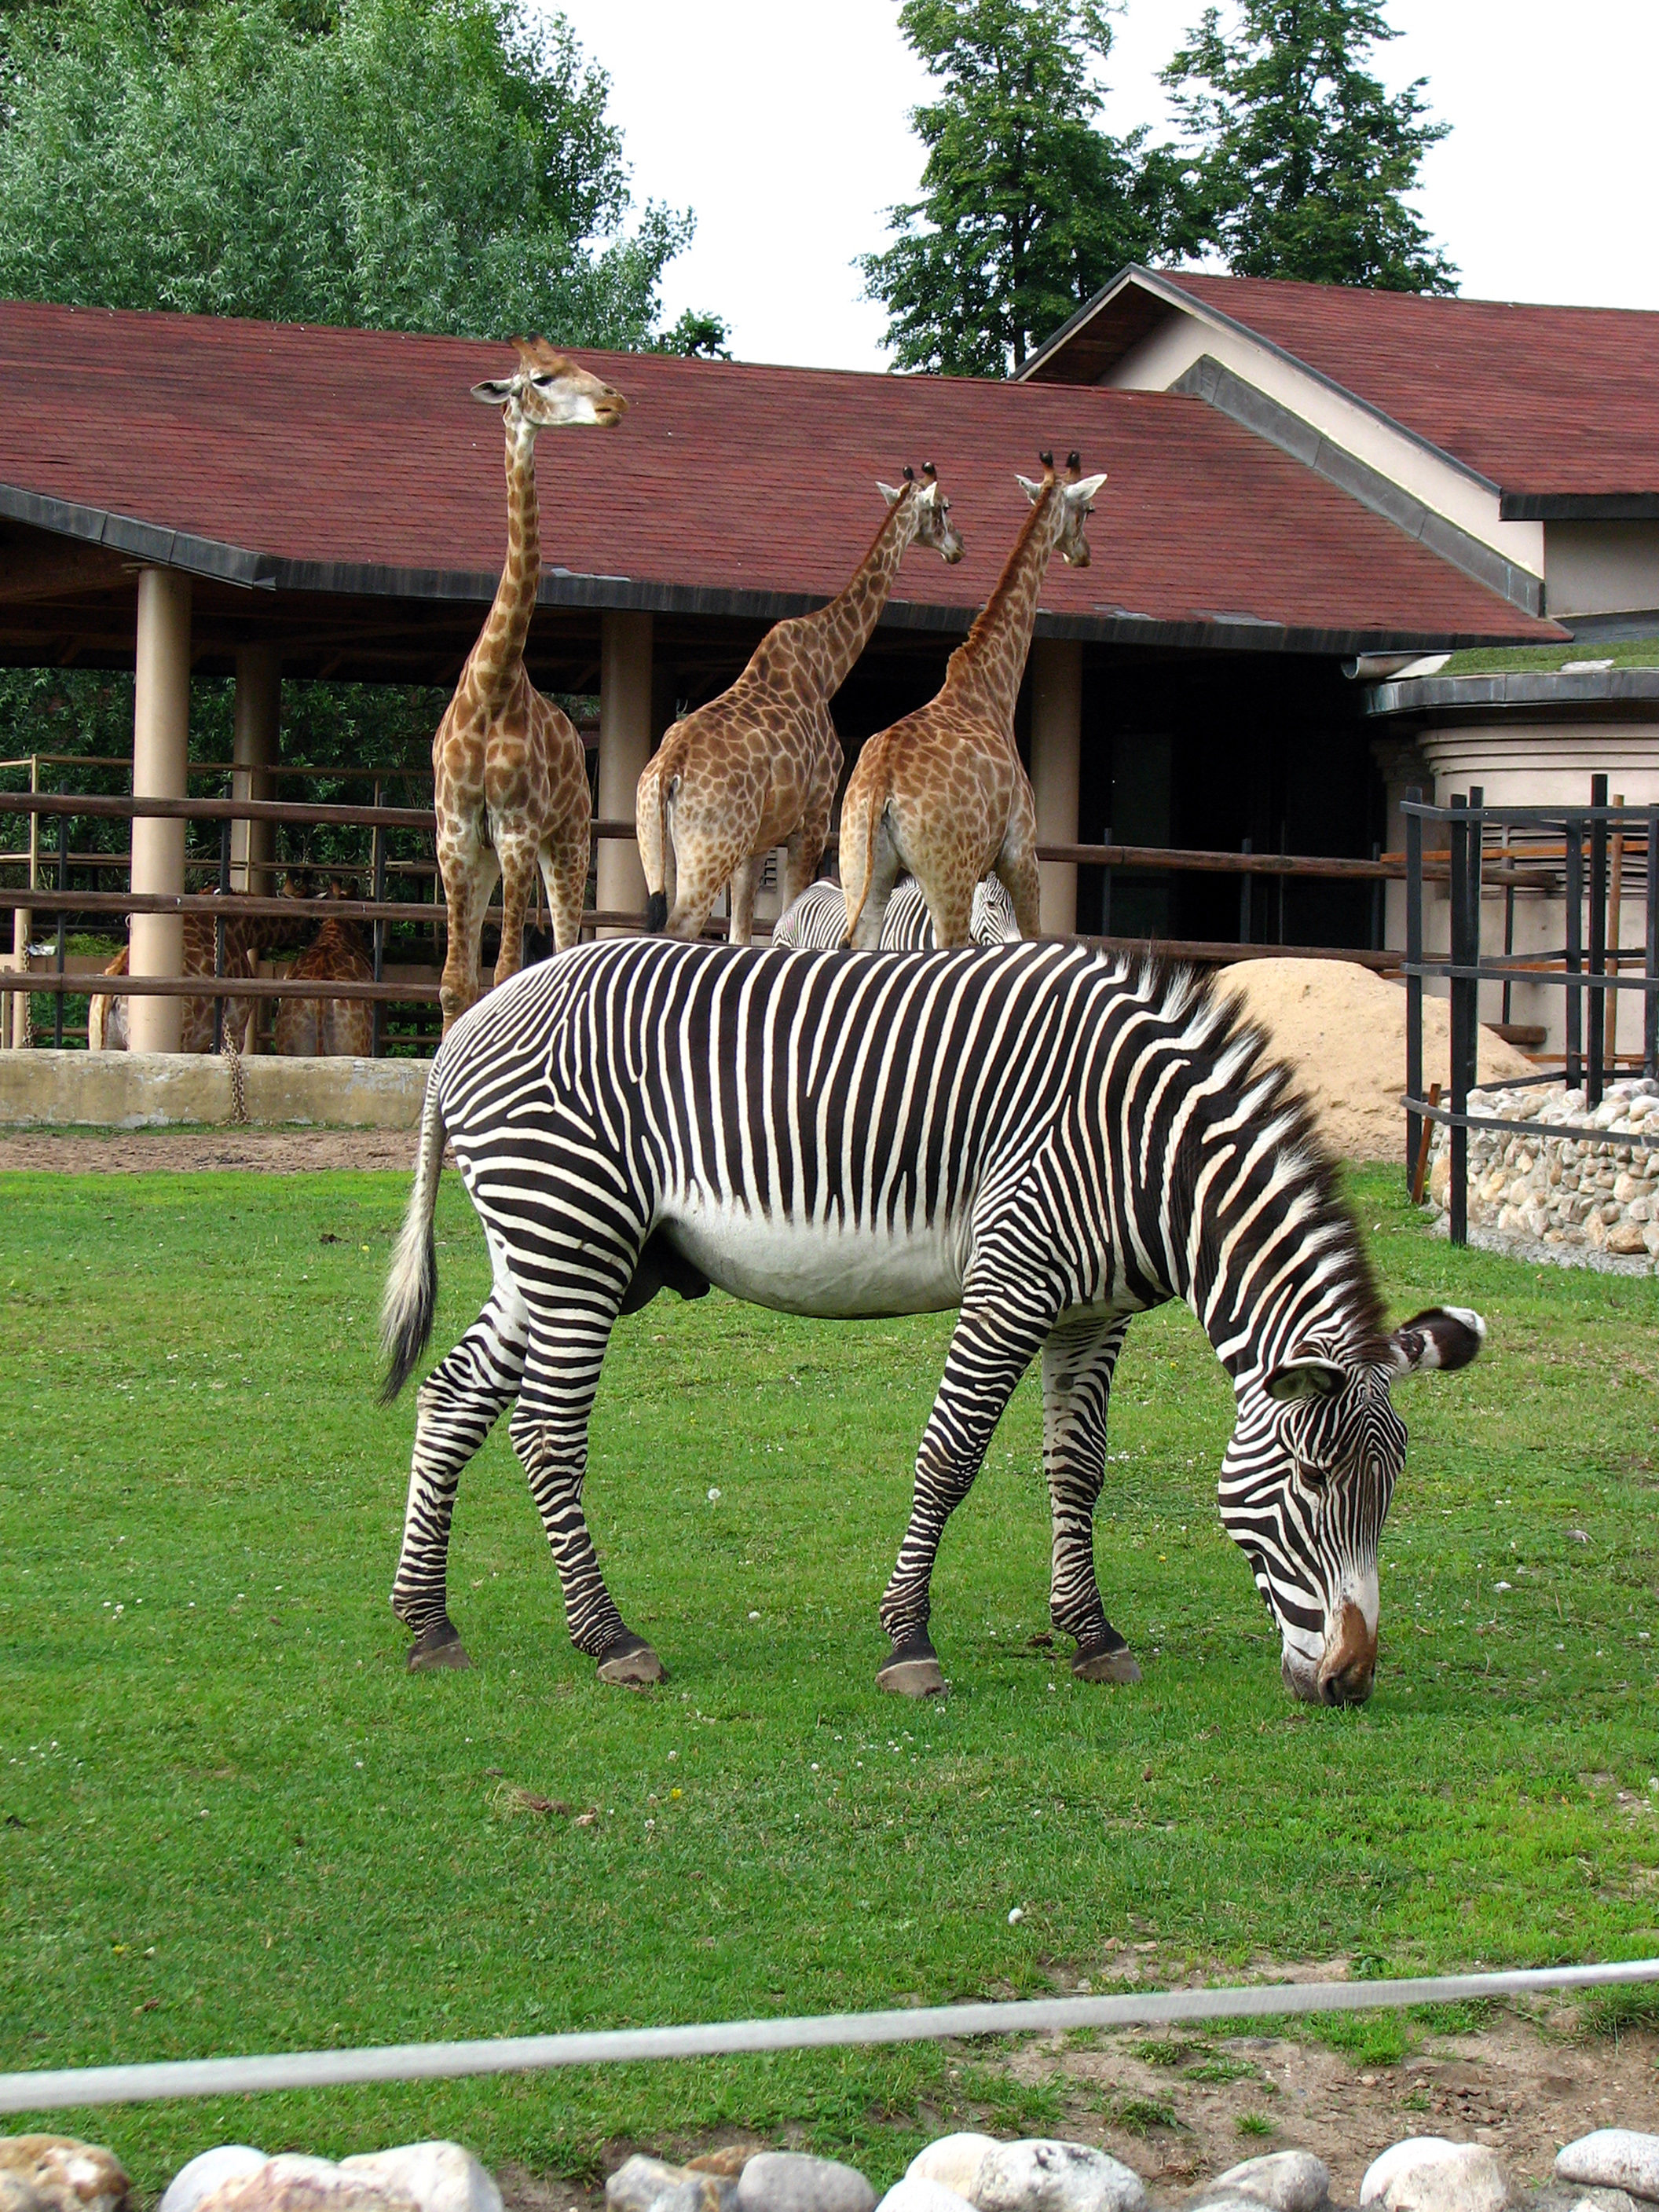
[232,642,280,897]
[1030,637,1083,936]
[130,567,191,1053]
[596,610,653,929]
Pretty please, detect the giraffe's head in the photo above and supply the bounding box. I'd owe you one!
[471,338,628,430]
[1015,449,1108,566]
[878,463,965,564]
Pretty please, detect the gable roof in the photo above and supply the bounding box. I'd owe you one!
[1020,268,1659,514]
[0,298,1556,657]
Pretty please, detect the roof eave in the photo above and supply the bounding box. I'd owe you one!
[1500,491,1659,521]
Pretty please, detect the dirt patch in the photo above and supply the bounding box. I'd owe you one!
[1218,958,1535,1165]
[0,1126,429,1172]
[997,2010,1659,2201]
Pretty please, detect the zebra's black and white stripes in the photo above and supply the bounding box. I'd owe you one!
[772,874,1020,950]
[382,937,1482,1702]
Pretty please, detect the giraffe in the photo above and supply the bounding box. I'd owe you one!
[274,877,375,1057]
[840,452,1106,950]
[434,339,627,1034]
[636,466,965,944]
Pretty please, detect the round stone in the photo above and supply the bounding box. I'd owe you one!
[1359,2142,1507,2212]
[1200,2154,1330,2212]
[877,2187,978,2212]
[905,2141,998,2201]
[974,2141,1148,2212]
[161,2153,267,2212]
[737,2153,876,2212]
[1556,2134,1659,2204]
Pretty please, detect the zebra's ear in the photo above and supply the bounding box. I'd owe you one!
[1262,1355,1347,1404]
[1387,1306,1486,1376]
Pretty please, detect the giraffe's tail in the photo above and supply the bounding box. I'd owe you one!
[637,738,679,934]
[379,1066,447,1404]
[839,745,889,949]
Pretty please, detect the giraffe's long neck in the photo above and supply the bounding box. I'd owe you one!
[471,412,540,710]
[794,495,919,696]
[943,486,1064,731]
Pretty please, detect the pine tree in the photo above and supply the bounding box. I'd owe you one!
[860,0,1199,377]
[1164,0,1456,292]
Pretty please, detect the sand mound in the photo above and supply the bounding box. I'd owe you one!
[1216,957,1536,1164]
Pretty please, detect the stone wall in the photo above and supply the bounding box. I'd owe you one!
[1427,1077,1659,1265]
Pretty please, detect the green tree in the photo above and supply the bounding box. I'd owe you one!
[1163,1,1456,291]
[860,0,1199,377]
[0,0,710,346]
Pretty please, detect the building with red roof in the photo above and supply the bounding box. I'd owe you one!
[2,276,1654,1019]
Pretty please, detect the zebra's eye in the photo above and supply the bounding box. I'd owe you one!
[1296,1459,1329,1491]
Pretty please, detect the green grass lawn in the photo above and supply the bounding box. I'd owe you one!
[1441,641,1659,675]
[2,1163,1656,2191]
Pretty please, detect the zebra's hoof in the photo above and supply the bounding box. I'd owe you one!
[407,1625,471,1672]
[1072,1644,1140,1685]
[596,1635,666,1688]
[877,1639,946,1698]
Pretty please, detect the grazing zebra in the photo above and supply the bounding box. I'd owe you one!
[772,875,1020,951]
[381,938,1483,1705]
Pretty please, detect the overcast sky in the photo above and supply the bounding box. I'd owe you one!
[540,0,1659,372]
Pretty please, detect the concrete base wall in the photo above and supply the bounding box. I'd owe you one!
[0,1052,432,1130]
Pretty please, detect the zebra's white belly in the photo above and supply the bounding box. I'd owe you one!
[660,1195,965,1319]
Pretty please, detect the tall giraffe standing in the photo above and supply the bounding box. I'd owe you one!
[636,467,964,944]
[840,452,1106,950]
[434,340,627,1034]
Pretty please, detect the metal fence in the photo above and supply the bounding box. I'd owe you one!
[1401,778,1658,1243]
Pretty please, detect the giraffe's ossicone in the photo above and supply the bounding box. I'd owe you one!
[636,468,965,946]
[433,339,627,1035]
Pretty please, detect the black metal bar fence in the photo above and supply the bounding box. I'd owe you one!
[1402,785,1659,1244]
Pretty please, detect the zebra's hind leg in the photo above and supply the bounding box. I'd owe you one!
[1042,1313,1140,1685]
[392,1288,528,1671]
[880,1284,1057,1695]
[509,1306,665,1687]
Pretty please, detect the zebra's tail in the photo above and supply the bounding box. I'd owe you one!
[839,760,888,949]
[379,1067,447,1404]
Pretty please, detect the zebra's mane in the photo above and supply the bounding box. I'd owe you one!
[1118,951,1388,1356]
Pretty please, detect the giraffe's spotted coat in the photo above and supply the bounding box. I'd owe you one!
[637,474,964,944]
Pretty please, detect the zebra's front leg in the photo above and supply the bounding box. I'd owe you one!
[392,1290,528,1671]
[880,1289,1056,1695]
[509,1309,665,1687]
[1043,1313,1140,1684]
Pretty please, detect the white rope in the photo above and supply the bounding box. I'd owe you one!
[4,1960,1657,2115]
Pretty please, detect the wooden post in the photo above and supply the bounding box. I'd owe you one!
[1411,1082,1442,1207]
[1448,795,1470,1247]
[596,610,653,931]
[130,566,191,1053]
[1030,637,1082,935]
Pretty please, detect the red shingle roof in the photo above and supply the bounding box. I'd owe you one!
[0,300,1554,648]
[1159,273,1659,501]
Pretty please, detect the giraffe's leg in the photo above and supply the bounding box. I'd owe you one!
[437,834,500,1033]
[729,852,761,946]
[920,872,975,949]
[509,1300,664,1683]
[540,839,589,951]
[879,1269,1060,1694]
[665,834,737,943]
[850,812,904,950]
[391,1279,529,1669]
[1042,1314,1140,1683]
[781,818,828,915]
[995,784,1043,939]
[493,834,539,987]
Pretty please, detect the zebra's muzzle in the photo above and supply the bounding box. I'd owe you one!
[1315,1599,1376,1705]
